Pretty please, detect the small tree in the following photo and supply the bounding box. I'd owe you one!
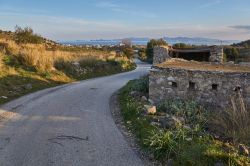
[14,26,44,44]
[138,48,147,61]
[121,38,132,47]
[146,38,168,63]
[123,47,134,59]
[119,39,134,59]
[224,47,240,62]
[231,47,240,61]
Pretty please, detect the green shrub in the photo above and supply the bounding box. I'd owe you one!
[125,76,149,93]
[54,57,135,79]
[54,58,77,77]
[173,43,195,49]
[79,57,101,68]
[14,26,44,44]
[106,59,119,66]
[158,99,207,126]
[145,130,177,162]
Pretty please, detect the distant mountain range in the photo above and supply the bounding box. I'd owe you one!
[59,37,240,46]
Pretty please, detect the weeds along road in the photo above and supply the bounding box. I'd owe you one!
[0,59,151,166]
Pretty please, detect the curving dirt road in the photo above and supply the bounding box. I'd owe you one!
[0,60,151,166]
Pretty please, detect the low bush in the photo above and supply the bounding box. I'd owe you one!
[54,57,135,79]
[14,26,44,44]
[79,57,104,69]
[158,99,207,128]
[17,47,53,72]
[129,76,149,93]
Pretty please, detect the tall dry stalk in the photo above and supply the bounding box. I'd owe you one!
[210,91,250,145]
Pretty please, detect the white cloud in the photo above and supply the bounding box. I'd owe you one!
[96,1,120,8]
[198,0,223,8]
[229,25,250,31]
[95,1,157,18]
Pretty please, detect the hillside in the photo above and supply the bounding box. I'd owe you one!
[223,39,250,62]
[0,27,135,104]
[232,39,250,48]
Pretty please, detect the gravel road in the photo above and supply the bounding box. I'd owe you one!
[0,60,151,166]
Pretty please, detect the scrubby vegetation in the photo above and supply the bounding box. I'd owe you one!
[172,43,195,49]
[137,47,147,62]
[119,77,250,165]
[14,26,44,44]
[232,40,250,48]
[224,47,240,62]
[224,39,250,62]
[0,27,135,104]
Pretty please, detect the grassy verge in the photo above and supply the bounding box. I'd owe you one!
[0,57,135,105]
[0,61,71,104]
[119,77,250,166]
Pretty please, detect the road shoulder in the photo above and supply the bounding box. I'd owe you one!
[109,91,155,166]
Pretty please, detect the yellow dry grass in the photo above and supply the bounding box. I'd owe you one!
[0,38,111,72]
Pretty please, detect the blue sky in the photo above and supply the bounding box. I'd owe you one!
[0,0,250,41]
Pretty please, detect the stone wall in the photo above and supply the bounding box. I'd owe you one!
[153,46,170,65]
[149,67,250,108]
[209,46,224,63]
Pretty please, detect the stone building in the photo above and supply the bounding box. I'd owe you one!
[153,45,224,65]
[149,46,250,108]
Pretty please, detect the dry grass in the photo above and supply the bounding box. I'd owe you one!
[0,38,112,72]
[0,52,3,68]
[210,92,250,145]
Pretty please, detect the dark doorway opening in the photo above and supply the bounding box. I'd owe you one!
[212,84,218,91]
[189,82,195,90]
[173,51,210,62]
[172,82,177,88]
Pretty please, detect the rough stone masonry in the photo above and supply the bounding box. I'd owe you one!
[149,46,250,109]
